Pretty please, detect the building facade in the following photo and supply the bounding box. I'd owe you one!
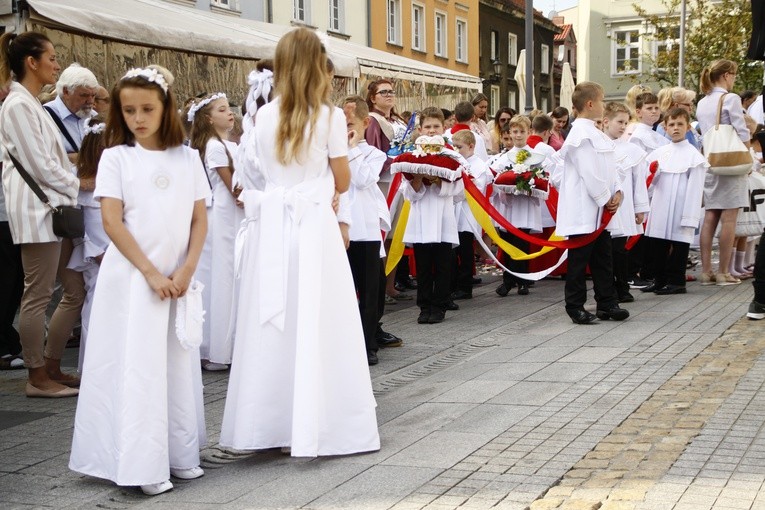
[369,0,480,81]
[478,0,559,115]
[552,16,576,109]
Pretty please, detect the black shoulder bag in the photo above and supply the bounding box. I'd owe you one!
[43,106,79,153]
[6,150,84,238]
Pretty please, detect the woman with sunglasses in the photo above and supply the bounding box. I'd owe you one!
[491,107,516,152]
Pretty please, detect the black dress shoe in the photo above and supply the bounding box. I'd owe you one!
[417,310,430,324]
[428,311,445,324]
[376,329,403,347]
[367,351,379,366]
[619,292,635,303]
[568,309,597,324]
[496,283,510,297]
[655,284,687,295]
[596,305,630,321]
[445,301,460,311]
[471,277,482,285]
[640,283,660,293]
[401,277,418,290]
[517,284,529,296]
[451,290,472,300]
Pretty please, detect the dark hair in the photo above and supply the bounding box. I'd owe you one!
[441,108,453,120]
[531,114,553,133]
[741,90,757,103]
[189,93,235,171]
[106,71,185,149]
[0,31,52,83]
[551,106,569,120]
[635,92,659,110]
[76,115,106,180]
[420,106,444,125]
[365,78,401,120]
[664,107,691,125]
[471,93,489,121]
[453,101,474,123]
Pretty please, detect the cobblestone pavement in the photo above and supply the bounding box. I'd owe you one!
[0,267,762,510]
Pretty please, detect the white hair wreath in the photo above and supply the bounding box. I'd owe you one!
[121,67,169,95]
[187,92,227,123]
[83,117,105,136]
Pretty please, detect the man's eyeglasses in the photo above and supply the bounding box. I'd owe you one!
[95,97,110,103]
[376,89,395,97]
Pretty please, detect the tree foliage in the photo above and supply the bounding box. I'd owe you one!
[633,0,760,94]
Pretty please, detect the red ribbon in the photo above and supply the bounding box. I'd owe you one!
[463,172,614,249]
[625,162,659,250]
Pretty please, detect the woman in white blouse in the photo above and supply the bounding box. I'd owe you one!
[696,59,750,286]
[0,31,83,397]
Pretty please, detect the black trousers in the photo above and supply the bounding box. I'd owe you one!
[454,231,474,294]
[0,221,23,356]
[753,229,765,303]
[347,241,381,353]
[612,236,630,297]
[414,242,453,313]
[646,237,689,287]
[499,229,530,287]
[628,235,651,280]
[565,230,618,312]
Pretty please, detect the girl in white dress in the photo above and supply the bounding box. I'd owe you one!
[189,92,239,370]
[69,66,210,496]
[221,27,380,457]
[66,116,109,372]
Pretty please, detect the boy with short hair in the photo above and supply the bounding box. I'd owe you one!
[602,101,650,303]
[527,114,555,157]
[629,92,669,152]
[451,129,492,299]
[446,101,489,161]
[641,108,707,294]
[556,82,628,324]
[420,106,447,138]
[490,115,540,297]
[342,95,393,365]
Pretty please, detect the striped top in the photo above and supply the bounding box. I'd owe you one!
[0,81,79,244]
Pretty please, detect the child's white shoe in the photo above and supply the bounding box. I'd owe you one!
[170,466,204,480]
[141,480,173,495]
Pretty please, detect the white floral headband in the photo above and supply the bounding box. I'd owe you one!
[187,92,227,122]
[121,67,169,95]
[83,117,105,136]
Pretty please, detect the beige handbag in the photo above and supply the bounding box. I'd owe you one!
[703,93,753,176]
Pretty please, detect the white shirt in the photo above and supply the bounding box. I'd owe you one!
[444,127,489,161]
[455,154,492,234]
[347,141,391,242]
[629,123,669,153]
[697,87,750,142]
[43,95,92,153]
[402,177,463,246]
[747,95,764,125]
[489,145,544,232]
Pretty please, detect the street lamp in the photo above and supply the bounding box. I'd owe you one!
[492,58,502,80]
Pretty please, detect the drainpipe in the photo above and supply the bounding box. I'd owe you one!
[366,0,371,47]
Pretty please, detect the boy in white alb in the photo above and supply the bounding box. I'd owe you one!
[602,102,650,303]
[451,129,492,300]
[641,108,707,294]
[555,82,628,324]
[629,92,669,153]
[527,114,557,230]
[341,96,392,366]
[444,101,489,161]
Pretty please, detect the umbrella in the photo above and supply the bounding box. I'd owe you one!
[559,62,575,112]
[514,49,536,112]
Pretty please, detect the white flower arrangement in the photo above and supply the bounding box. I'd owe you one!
[121,67,169,95]
[187,92,227,122]
[83,118,105,136]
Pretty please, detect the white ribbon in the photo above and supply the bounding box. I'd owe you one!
[243,69,273,131]
[175,280,205,350]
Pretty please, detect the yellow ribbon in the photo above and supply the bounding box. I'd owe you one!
[385,200,411,275]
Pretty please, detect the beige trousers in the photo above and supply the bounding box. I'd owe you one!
[19,240,85,369]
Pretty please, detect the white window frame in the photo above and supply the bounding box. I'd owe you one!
[612,28,642,76]
[490,85,500,115]
[435,11,447,58]
[541,44,550,74]
[490,30,499,61]
[508,33,518,66]
[412,3,426,52]
[211,0,229,6]
[293,0,310,23]
[329,0,345,33]
[508,90,517,111]
[456,18,468,63]
[387,0,402,45]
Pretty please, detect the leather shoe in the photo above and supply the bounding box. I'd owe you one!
[596,305,630,321]
[640,283,660,293]
[446,300,459,311]
[517,284,529,296]
[25,382,79,398]
[568,309,597,325]
[428,311,445,324]
[655,284,686,295]
[417,310,430,324]
[376,329,403,347]
[367,350,379,365]
[451,290,472,300]
[496,283,510,297]
[618,292,635,303]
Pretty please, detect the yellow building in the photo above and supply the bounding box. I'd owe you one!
[370,0,480,78]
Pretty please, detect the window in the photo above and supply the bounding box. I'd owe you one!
[212,0,229,6]
[456,18,467,62]
[541,44,550,74]
[293,0,310,23]
[490,85,500,114]
[387,0,401,45]
[653,25,680,71]
[329,0,344,33]
[613,29,641,74]
[412,4,425,51]
[508,33,518,66]
[490,30,499,60]
[541,95,549,114]
[435,12,447,57]
[508,90,517,111]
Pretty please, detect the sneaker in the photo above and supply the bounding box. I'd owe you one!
[201,360,229,371]
[170,467,204,480]
[747,301,765,320]
[628,278,653,289]
[141,480,173,496]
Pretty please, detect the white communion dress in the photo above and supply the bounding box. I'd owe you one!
[69,143,210,486]
[220,100,380,457]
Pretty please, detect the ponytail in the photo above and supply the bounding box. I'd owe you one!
[0,31,51,85]
[700,59,738,95]
[700,67,713,95]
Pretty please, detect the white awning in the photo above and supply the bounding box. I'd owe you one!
[26,0,481,90]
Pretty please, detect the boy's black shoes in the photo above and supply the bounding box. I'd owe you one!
[451,290,472,300]
[417,310,430,324]
[428,311,445,324]
[568,309,597,325]
[655,284,686,295]
[596,305,630,321]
